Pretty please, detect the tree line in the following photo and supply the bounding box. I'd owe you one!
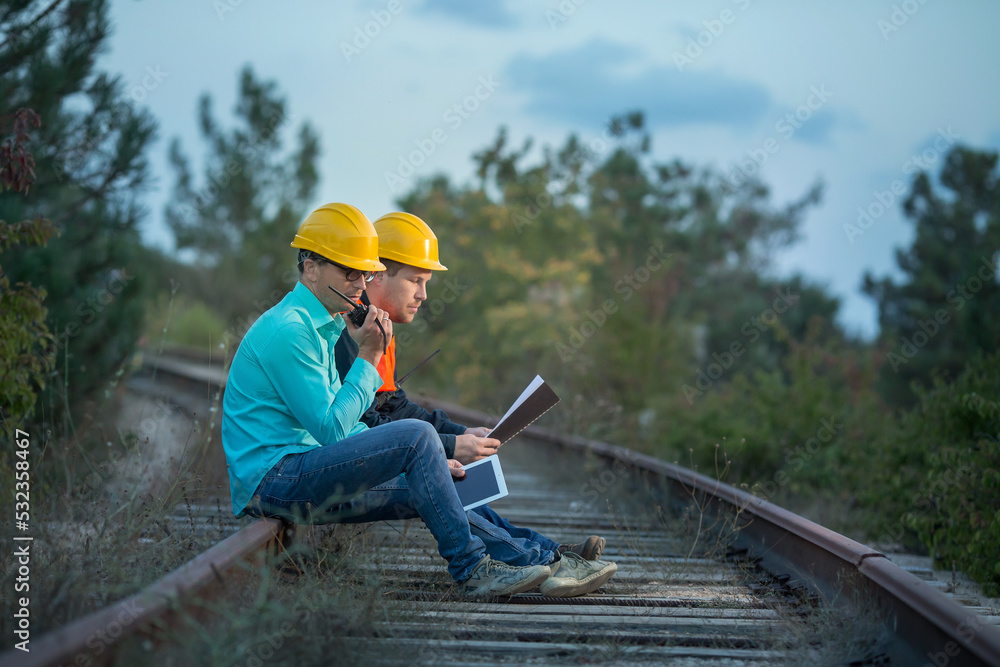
[1,0,997,594]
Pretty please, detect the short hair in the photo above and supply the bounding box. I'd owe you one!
[297,249,327,274]
[379,258,405,276]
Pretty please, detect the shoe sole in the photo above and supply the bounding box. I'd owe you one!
[463,566,552,598]
[539,561,617,598]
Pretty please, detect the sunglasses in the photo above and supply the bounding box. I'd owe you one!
[302,252,377,283]
[326,259,377,284]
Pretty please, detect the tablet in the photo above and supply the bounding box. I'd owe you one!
[453,455,508,511]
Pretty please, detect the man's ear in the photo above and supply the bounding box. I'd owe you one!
[301,259,317,282]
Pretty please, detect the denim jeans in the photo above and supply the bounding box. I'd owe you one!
[314,470,561,568]
[244,419,486,582]
[470,504,560,567]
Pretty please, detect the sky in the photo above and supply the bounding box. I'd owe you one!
[100,0,1000,339]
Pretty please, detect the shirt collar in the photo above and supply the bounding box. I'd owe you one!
[291,282,344,333]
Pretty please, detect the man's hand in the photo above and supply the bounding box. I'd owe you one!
[448,458,465,479]
[464,426,492,438]
[454,433,500,464]
[347,304,393,367]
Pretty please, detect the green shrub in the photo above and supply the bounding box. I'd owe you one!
[145,292,227,352]
[900,352,1000,596]
[649,320,892,506]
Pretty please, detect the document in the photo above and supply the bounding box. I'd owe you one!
[487,375,560,445]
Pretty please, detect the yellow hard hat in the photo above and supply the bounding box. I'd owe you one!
[291,203,386,272]
[372,212,448,271]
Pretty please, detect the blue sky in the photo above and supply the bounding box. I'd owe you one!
[101,0,1000,338]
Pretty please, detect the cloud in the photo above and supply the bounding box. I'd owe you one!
[505,40,772,130]
[417,0,518,29]
[788,109,837,145]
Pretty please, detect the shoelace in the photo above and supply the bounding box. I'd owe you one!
[486,558,513,574]
[480,557,522,577]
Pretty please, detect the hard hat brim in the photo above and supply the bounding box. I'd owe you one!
[378,251,447,271]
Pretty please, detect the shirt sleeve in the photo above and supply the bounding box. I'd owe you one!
[259,321,380,445]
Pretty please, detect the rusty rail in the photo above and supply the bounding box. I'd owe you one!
[0,519,285,667]
[418,395,1000,667]
[6,354,999,665]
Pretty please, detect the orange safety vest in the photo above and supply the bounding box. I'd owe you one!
[347,295,396,393]
[376,337,396,393]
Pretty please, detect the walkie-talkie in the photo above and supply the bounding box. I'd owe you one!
[328,286,369,327]
[329,286,387,352]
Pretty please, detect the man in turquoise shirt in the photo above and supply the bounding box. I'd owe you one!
[221,203,550,596]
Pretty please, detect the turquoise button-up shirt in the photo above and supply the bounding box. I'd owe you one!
[222,282,381,516]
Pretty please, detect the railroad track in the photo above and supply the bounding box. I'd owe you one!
[5,352,1000,666]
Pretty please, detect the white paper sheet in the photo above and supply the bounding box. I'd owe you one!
[487,375,545,439]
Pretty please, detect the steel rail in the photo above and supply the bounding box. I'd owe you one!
[7,351,998,665]
[417,395,1000,667]
[0,518,285,667]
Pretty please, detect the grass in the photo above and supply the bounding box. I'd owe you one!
[121,527,420,666]
[669,462,897,665]
[144,291,227,352]
[0,348,233,645]
[2,418,892,666]
[0,299,457,663]
[0,346,949,665]
[0,354,463,664]
[578,440,897,664]
[4,431,209,616]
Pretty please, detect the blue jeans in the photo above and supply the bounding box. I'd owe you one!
[315,473,561,568]
[244,419,486,582]
[469,504,560,567]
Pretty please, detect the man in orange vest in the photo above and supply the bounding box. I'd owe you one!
[223,203,552,597]
[333,212,617,597]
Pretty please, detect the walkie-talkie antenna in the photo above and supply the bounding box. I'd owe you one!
[328,285,358,308]
[397,348,441,386]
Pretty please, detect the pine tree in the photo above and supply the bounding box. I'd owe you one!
[0,0,157,433]
[165,65,321,334]
[863,146,1000,406]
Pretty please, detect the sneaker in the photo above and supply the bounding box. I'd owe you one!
[459,556,552,598]
[539,551,617,598]
[558,535,606,561]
